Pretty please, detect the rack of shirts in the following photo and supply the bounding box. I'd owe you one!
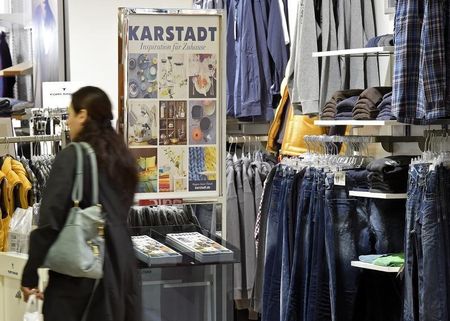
[226,0,290,120]
[0,134,62,252]
[253,135,407,321]
[225,136,276,312]
[128,205,201,229]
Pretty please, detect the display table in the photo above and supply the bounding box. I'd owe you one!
[133,225,238,321]
[0,252,48,321]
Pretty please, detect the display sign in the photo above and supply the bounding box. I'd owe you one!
[42,81,86,109]
[123,11,223,199]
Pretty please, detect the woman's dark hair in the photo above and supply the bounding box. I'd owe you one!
[71,86,137,204]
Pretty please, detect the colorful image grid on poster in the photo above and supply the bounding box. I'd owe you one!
[126,14,220,197]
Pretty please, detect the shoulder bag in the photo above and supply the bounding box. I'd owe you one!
[44,142,105,279]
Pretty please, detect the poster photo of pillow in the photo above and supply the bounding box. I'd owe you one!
[188,54,217,99]
[189,100,216,145]
[128,53,158,99]
[159,54,188,100]
[131,148,158,193]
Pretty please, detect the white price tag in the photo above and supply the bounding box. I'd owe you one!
[334,171,346,186]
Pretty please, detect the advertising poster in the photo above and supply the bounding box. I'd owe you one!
[125,12,221,198]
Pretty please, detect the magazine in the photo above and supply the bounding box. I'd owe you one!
[131,235,182,266]
[166,232,234,263]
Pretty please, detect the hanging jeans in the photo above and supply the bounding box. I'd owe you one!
[324,170,371,321]
[262,166,295,321]
[284,168,314,321]
[404,164,449,321]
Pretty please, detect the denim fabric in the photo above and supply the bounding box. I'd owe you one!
[284,169,314,321]
[280,169,296,321]
[404,164,427,321]
[306,171,332,321]
[420,169,448,320]
[262,166,295,321]
[324,170,371,321]
[368,199,405,253]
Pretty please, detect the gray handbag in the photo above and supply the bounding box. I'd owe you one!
[44,142,105,279]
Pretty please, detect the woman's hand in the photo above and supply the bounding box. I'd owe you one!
[21,286,44,302]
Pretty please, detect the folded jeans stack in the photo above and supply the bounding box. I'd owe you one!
[365,34,394,47]
[320,89,364,120]
[366,156,413,193]
[335,96,359,119]
[352,87,393,120]
[376,92,395,120]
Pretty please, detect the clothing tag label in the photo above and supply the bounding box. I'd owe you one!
[334,171,346,186]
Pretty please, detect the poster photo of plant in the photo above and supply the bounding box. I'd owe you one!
[158,146,188,193]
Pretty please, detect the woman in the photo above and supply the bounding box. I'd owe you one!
[21,86,141,321]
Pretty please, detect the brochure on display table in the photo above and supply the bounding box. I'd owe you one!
[132,235,183,266]
[166,232,234,263]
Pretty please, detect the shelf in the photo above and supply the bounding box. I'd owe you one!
[312,47,394,57]
[351,261,401,273]
[349,191,407,199]
[314,120,402,127]
[0,62,32,77]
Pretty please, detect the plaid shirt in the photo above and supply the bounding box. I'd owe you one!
[393,0,450,124]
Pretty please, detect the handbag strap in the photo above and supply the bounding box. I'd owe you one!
[79,142,99,205]
[70,142,100,206]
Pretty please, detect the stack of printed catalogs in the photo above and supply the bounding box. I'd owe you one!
[166,232,234,263]
[132,235,183,266]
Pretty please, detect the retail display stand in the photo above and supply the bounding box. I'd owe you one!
[118,8,230,321]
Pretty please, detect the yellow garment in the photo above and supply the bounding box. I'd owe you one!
[11,159,32,209]
[280,102,328,156]
[0,172,6,251]
[267,78,290,153]
[2,157,21,218]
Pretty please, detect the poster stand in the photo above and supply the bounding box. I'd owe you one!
[118,8,230,321]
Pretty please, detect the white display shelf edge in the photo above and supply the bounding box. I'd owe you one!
[312,47,394,57]
[349,191,407,199]
[351,261,401,273]
[314,120,402,126]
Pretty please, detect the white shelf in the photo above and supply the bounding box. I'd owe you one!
[313,47,394,57]
[351,261,401,273]
[314,120,402,126]
[349,191,407,199]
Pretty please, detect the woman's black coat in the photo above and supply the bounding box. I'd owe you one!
[22,145,141,321]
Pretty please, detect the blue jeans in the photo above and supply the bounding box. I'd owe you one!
[284,168,314,321]
[324,170,371,321]
[404,165,448,321]
[368,198,405,254]
[306,171,332,321]
[262,166,295,321]
[404,164,427,321]
[419,169,448,320]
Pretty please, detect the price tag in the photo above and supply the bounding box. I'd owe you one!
[334,171,346,186]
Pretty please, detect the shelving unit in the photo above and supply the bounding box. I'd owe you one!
[351,261,401,273]
[349,191,407,199]
[312,47,394,57]
[314,120,401,127]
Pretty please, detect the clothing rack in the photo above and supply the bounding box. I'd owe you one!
[0,134,64,144]
[304,134,425,153]
[227,135,268,144]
